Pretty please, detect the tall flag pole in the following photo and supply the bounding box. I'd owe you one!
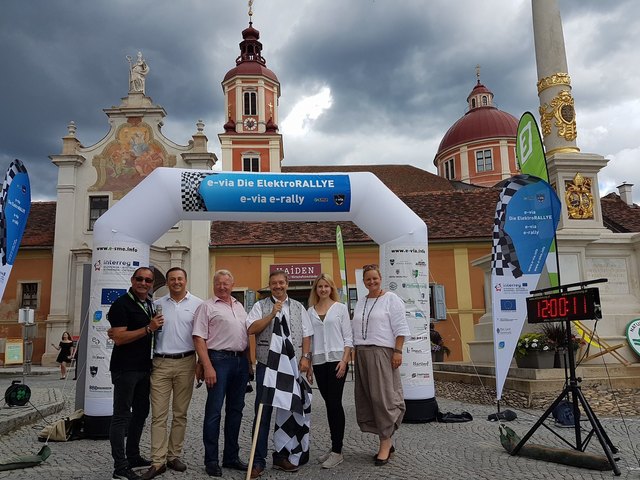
[491,175,560,400]
[0,160,31,302]
[336,225,348,304]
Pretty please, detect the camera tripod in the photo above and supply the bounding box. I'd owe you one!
[511,315,620,476]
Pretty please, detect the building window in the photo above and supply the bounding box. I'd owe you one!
[20,282,38,309]
[429,284,447,320]
[89,196,109,231]
[243,156,260,172]
[482,95,488,106]
[471,98,476,109]
[243,91,257,116]
[348,288,358,317]
[476,149,493,172]
[231,290,245,308]
[444,158,456,180]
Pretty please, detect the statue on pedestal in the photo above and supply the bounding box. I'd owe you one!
[127,51,149,94]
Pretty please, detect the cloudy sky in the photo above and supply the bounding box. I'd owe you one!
[1,0,639,201]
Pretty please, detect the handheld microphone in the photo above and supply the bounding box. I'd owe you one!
[270,297,282,320]
[155,304,163,331]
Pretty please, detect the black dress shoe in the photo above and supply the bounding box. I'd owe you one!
[222,459,248,471]
[129,457,152,468]
[374,456,389,466]
[205,463,222,477]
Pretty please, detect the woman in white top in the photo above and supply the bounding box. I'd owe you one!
[307,273,353,469]
[351,264,411,467]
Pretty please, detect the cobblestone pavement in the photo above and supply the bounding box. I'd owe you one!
[1,371,639,479]
[435,381,640,418]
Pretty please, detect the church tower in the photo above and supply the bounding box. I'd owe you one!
[218,5,283,172]
[434,67,518,187]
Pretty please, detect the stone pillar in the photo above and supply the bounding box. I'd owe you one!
[181,120,217,300]
[70,247,93,333]
[531,0,638,365]
[532,0,609,232]
[532,0,579,156]
[44,123,85,365]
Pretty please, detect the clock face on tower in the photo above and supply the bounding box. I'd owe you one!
[243,117,257,131]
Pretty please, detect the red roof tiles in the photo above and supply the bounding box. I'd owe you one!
[601,192,640,232]
[21,201,56,247]
[282,164,454,195]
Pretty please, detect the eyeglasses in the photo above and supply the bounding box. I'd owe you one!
[363,264,379,272]
[134,276,154,284]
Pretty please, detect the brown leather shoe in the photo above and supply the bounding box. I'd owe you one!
[141,464,166,480]
[250,465,264,479]
[166,458,187,472]
[272,457,299,472]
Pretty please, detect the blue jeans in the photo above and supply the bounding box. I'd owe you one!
[203,351,249,467]
[110,370,151,470]
[252,362,291,468]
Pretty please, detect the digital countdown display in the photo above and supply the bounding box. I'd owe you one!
[526,288,602,324]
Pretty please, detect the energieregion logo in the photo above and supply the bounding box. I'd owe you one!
[625,318,640,357]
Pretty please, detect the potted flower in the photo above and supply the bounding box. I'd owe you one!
[539,324,586,368]
[515,332,554,369]
[430,323,450,362]
[431,341,451,362]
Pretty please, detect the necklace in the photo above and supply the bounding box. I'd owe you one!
[361,292,382,340]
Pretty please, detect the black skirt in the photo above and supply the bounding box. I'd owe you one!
[56,342,73,364]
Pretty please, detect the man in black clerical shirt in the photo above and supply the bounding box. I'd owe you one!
[108,267,164,480]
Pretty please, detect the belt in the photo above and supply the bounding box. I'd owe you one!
[154,351,195,359]
[209,349,245,357]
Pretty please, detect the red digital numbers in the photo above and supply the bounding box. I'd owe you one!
[527,288,599,323]
[537,297,582,319]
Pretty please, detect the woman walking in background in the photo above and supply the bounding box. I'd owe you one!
[351,264,410,466]
[51,331,74,379]
[307,273,353,469]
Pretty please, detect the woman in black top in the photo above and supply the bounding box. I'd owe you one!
[51,331,74,379]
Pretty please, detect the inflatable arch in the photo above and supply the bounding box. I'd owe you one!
[84,168,435,433]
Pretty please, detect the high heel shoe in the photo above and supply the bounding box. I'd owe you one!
[373,445,395,463]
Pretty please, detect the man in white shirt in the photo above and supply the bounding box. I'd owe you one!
[142,267,203,479]
[246,270,313,478]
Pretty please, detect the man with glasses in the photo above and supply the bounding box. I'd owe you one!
[108,267,163,480]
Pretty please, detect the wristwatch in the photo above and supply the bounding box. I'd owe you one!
[302,352,312,360]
